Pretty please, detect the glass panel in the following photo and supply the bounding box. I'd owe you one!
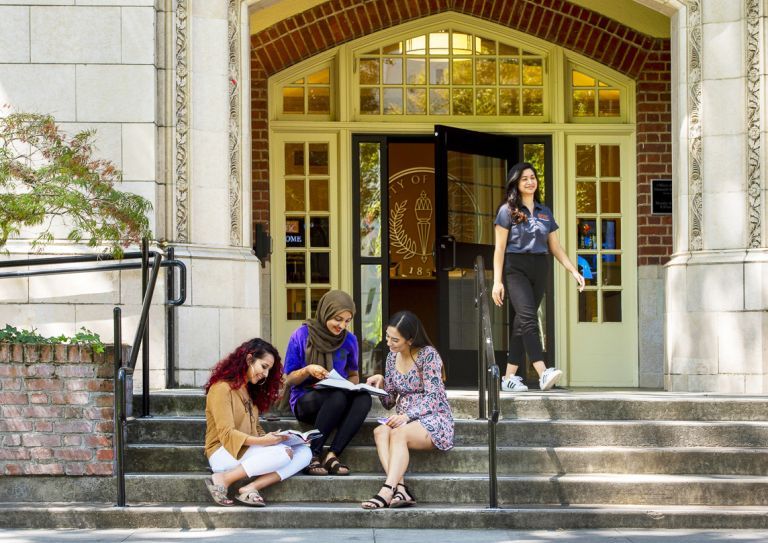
[382,58,403,84]
[572,70,595,87]
[383,88,403,114]
[308,67,330,84]
[600,145,621,177]
[359,142,382,258]
[309,217,330,248]
[429,88,450,114]
[308,143,329,175]
[448,268,479,350]
[598,89,621,117]
[601,182,621,213]
[286,253,306,283]
[308,87,330,114]
[291,77,305,85]
[359,59,379,84]
[446,150,507,245]
[603,291,622,322]
[452,33,473,55]
[429,31,450,54]
[282,87,304,113]
[576,145,596,177]
[284,143,304,176]
[522,58,543,85]
[360,264,383,376]
[499,58,520,85]
[309,179,329,211]
[406,88,427,114]
[602,254,621,286]
[577,254,597,286]
[382,41,402,54]
[601,218,621,250]
[285,217,305,248]
[310,252,330,283]
[285,179,305,212]
[476,59,496,85]
[406,35,426,55]
[476,88,496,115]
[287,288,306,320]
[579,290,598,322]
[576,182,596,213]
[452,58,472,84]
[522,88,543,116]
[573,90,596,116]
[577,219,597,250]
[498,42,519,55]
[406,58,426,84]
[475,36,496,55]
[452,88,473,115]
[360,87,380,114]
[429,58,449,84]
[310,288,330,316]
[499,88,520,115]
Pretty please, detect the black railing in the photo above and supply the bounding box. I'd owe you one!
[474,255,501,509]
[0,241,186,507]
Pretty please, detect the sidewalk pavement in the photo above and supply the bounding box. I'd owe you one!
[1,529,767,542]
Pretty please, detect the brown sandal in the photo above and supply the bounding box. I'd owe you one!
[323,455,350,476]
[204,477,234,506]
[303,456,328,476]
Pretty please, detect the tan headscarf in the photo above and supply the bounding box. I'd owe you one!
[304,290,356,370]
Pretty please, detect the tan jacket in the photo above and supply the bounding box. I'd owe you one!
[204,380,265,459]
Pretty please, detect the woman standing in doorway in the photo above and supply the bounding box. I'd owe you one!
[203,338,311,507]
[284,290,372,476]
[362,310,454,509]
[492,162,585,392]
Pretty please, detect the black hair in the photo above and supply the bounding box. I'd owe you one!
[387,310,446,380]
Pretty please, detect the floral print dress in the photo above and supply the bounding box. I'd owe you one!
[380,346,454,450]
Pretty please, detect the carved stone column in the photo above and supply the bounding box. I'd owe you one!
[665,0,768,392]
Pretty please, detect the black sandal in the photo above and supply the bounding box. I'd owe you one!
[390,482,416,508]
[361,483,393,509]
[323,455,350,475]
[303,456,328,476]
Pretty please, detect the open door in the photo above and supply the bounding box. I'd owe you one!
[434,125,554,388]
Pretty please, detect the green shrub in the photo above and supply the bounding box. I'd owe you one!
[0,324,105,353]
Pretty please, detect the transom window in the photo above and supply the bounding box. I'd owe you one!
[571,69,621,118]
[357,30,546,117]
[281,67,332,115]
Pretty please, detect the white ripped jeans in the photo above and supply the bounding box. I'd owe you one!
[208,443,312,480]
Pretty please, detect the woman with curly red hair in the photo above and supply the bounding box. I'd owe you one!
[203,338,311,507]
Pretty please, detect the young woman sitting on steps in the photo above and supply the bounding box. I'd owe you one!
[362,311,454,509]
[203,338,311,507]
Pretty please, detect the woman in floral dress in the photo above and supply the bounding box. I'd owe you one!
[361,310,454,509]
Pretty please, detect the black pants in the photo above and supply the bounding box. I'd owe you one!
[504,253,550,364]
[295,388,372,458]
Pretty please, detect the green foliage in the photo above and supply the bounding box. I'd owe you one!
[0,324,105,353]
[0,112,153,258]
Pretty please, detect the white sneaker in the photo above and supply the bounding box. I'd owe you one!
[539,368,563,391]
[501,375,528,392]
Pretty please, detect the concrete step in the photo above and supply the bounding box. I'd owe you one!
[4,502,768,530]
[6,473,768,506]
[128,417,768,448]
[125,444,768,476]
[135,390,768,421]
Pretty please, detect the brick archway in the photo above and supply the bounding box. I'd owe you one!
[250,0,672,265]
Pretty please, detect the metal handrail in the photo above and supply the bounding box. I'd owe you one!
[474,255,501,509]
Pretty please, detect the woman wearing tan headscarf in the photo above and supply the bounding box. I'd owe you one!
[283,290,372,475]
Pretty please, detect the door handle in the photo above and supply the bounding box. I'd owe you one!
[439,235,456,271]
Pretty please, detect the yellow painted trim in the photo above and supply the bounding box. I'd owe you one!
[569,0,670,38]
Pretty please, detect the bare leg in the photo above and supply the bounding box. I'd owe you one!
[532,360,546,377]
[238,472,281,494]
[383,421,433,490]
[373,424,392,473]
[211,466,246,489]
[504,363,519,379]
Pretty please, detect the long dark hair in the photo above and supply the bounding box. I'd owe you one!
[388,310,446,380]
[204,338,283,413]
[501,162,542,225]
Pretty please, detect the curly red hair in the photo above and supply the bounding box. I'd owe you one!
[204,338,283,413]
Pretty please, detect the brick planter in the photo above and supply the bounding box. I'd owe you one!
[0,343,131,476]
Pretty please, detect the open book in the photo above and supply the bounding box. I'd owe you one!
[314,369,388,397]
[276,429,322,447]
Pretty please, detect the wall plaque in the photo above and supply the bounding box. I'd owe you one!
[651,179,672,215]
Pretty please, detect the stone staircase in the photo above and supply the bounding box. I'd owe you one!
[2,390,768,529]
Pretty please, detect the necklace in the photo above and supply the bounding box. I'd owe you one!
[238,386,254,420]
